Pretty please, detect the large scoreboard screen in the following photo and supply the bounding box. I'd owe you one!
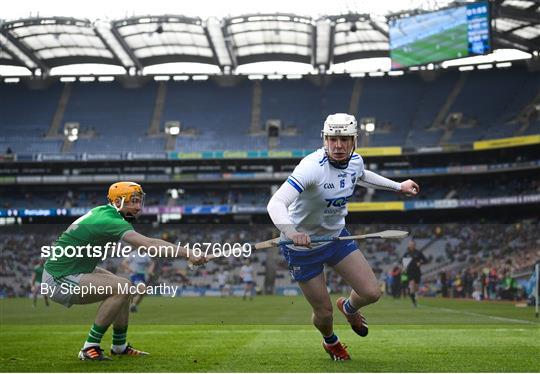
[389,1,490,69]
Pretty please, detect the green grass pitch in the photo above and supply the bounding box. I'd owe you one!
[1,295,538,372]
[392,24,469,68]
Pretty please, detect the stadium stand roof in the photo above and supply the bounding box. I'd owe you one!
[492,0,540,51]
[0,17,127,71]
[0,0,538,75]
[111,15,225,70]
[223,14,315,67]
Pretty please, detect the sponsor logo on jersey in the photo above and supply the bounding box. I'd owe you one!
[324,194,353,208]
[324,183,335,189]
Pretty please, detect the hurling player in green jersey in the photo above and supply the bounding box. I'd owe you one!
[42,181,209,361]
[30,258,49,308]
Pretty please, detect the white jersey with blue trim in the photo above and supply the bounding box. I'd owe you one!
[240,265,254,282]
[285,147,364,246]
[128,252,151,275]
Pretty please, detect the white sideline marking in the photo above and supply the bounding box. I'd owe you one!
[494,328,526,331]
[423,305,537,325]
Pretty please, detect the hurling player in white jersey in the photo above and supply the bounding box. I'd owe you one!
[240,259,255,301]
[122,251,155,312]
[267,113,419,361]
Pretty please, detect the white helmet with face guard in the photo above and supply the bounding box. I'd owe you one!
[321,113,358,165]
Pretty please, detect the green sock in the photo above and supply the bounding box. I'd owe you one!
[112,326,128,346]
[86,323,108,345]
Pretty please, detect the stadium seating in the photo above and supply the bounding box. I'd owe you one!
[357,74,425,146]
[63,82,160,153]
[1,65,538,155]
[448,65,540,142]
[0,82,63,153]
[260,75,354,150]
[405,70,459,146]
[163,80,256,151]
[1,174,537,209]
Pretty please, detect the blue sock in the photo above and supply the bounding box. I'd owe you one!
[323,333,338,345]
[343,298,358,315]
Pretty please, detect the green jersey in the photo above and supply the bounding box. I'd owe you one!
[33,264,44,283]
[44,205,133,278]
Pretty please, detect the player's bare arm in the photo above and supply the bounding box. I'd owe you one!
[122,230,209,266]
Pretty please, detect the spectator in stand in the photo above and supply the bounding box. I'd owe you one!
[472,274,483,301]
[499,270,517,301]
[454,274,464,298]
[391,266,401,299]
[383,270,392,296]
[481,268,489,300]
[400,271,409,298]
[488,268,498,300]
[463,269,474,298]
[439,271,449,298]
[526,261,539,306]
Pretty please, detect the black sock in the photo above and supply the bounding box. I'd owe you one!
[410,293,416,305]
[323,333,338,345]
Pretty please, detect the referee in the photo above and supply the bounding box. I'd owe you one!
[401,240,428,307]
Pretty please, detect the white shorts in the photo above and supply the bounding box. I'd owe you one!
[42,269,84,308]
